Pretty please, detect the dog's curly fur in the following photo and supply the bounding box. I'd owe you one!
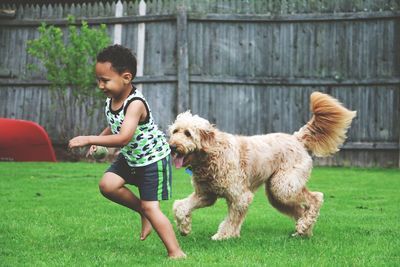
[169,92,356,240]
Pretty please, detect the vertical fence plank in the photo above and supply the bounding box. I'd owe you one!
[176,5,189,114]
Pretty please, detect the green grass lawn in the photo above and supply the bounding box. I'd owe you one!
[0,162,399,266]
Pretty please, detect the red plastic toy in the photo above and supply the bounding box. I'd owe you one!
[0,118,56,162]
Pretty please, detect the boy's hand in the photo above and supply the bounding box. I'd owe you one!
[86,145,97,157]
[68,136,90,149]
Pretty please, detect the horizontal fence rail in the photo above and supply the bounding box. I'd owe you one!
[1,11,400,27]
[2,77,400,86]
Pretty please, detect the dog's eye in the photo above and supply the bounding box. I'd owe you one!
[172,129,178,134]
[184,130,191,137]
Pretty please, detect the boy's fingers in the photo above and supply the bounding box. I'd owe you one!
[67,143,74,151]
[86,145,96,157]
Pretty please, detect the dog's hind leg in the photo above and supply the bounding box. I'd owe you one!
[212,190,254,240]
[265,159,324,237]
[173,192,217,236]
[291,189,324,237]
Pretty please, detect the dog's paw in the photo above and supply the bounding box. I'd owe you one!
[291,231,302,238]
[174,215,192,236]
[211,232,239,241]
[211,233,224,241]
[175,218,192,236]
[173,200,192,236]
[291,231,312,238]
[178,223,192,236]
[173,200,188,221]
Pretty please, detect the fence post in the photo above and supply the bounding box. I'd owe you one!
[176,5,189,114]
[113,0,123,44]
[136,0,146,92]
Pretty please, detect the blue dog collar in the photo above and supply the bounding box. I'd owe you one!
[185,167,193,176]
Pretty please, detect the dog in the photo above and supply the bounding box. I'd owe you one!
[168,92,356,240]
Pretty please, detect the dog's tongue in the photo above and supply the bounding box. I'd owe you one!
[174,156,184,169]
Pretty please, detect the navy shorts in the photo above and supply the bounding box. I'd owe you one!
[106,153,172,201]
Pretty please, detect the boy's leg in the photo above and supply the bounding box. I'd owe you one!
[141,200,186,258]
[99,172,141,211]
[99,172,152,239]
[137,155,185,257]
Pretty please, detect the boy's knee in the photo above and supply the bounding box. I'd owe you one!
[98,173,126,196]
[140,201,159,214]
[98,181,109,196]
[99,179,115,196]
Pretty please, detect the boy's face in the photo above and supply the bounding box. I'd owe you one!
[95,62,132,98]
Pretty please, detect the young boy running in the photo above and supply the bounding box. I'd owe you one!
[68,44,186,259]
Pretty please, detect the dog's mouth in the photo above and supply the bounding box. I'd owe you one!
[169,144,191,168]
[171,152,192,169]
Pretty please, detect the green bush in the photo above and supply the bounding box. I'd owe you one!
[27,16,111,141]
[28,16,110,101]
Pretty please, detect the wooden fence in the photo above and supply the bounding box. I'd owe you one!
[0,0,399,167]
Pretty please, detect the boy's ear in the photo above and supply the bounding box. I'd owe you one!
[122,72,133,84]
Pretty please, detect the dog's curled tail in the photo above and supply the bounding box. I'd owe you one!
[295,92,357,157]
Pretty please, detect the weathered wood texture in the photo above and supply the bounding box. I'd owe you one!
[0,1,399,167]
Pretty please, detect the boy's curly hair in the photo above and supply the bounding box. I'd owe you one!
[97,44,137,79]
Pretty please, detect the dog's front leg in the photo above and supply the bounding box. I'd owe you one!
[173,192,217,236]
[212,191,253,240]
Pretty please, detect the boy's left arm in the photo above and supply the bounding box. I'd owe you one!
[68,101,146,149]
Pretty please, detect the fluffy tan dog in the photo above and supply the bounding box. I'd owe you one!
[169,92,356,240]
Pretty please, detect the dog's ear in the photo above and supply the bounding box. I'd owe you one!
[199,128,216,153]
[168,124,175,136]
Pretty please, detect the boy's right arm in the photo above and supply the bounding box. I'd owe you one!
[99,127,112,136]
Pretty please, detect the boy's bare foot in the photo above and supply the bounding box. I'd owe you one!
[168,250,186,259]
[140,216,152,241]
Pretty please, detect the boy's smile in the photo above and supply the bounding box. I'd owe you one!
[95,62,132,100]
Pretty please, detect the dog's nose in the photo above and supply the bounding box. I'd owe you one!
[170,144,177,153]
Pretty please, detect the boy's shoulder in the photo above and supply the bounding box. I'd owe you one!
[123,88,144,101]
[131,88,145,98]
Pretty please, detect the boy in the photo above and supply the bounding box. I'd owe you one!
[68,45,186,259]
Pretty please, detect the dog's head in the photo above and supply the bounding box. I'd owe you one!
[168,111,215,168]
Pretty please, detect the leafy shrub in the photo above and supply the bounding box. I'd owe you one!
[27,16,111,141]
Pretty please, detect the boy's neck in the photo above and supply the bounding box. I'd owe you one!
[113,84,134,102]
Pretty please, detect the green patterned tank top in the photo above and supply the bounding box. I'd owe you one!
[105,89,170,167]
